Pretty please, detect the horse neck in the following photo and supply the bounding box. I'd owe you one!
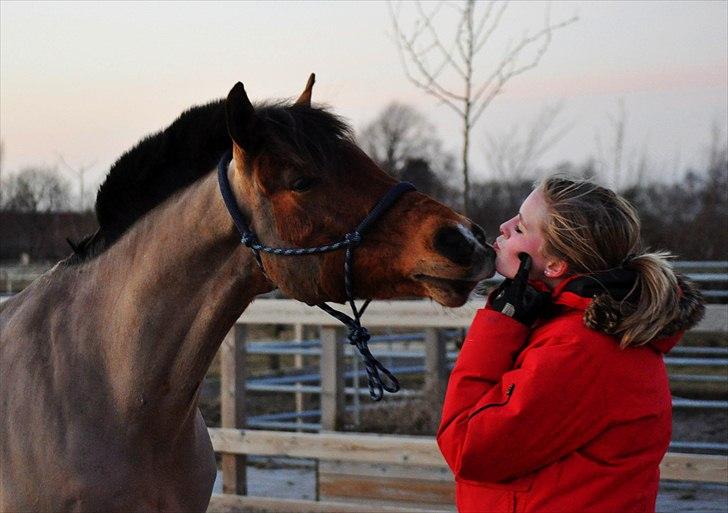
[91,168,272,432]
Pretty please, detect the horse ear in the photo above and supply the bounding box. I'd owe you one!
[226,82,263,153]
[294,73,316,107]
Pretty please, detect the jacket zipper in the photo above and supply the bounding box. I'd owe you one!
[467,383,516,419]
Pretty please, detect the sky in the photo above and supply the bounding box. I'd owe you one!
[1,0,726,202]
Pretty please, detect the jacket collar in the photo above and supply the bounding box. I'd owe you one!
[532,272,705,354]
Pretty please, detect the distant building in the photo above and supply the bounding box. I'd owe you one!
[0,211,97,263]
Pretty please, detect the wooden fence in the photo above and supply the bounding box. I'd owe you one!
[207,428,728,513]
[211,299,728,512]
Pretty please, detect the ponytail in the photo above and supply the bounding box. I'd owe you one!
[617,252,680,347]
[538,176,696,347]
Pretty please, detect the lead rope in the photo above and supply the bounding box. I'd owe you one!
[317,233,400,400]
[218,150,412,400]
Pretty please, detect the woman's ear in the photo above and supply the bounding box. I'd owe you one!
[544,258,568,278]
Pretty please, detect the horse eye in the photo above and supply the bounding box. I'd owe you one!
[291,176,316,192]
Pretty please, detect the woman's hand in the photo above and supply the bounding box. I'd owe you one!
[490,253,551,326]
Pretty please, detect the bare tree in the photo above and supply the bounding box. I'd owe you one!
[594,98,627,189]
[484,102,570,181]
[1,166,72,212]
[707,119,728,172]
[359,102,458,202]
[57,154,96,211]
[389,0,577,214]
[359,102,444,176]
[594,99,654,190]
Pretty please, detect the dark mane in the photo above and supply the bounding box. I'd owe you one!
[67,98,353,264]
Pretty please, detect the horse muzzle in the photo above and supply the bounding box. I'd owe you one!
[432,222,496,280]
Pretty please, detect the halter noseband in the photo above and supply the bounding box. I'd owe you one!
[218,150,416,401]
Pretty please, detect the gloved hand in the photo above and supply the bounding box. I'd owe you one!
[489,253,551,326]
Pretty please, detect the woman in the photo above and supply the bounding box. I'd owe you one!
[437,176,705,513]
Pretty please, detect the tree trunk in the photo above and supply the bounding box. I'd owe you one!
[462,116,470,216]
[461,0,474,217]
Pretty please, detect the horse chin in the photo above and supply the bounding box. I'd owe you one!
[286,286,349,307]
[414,274,478,308]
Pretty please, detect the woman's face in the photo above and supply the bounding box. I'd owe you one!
[494,188,552,280]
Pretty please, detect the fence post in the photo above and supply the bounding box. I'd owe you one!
[294,323,305,430]
[221,323,247,495]
[425,328,448,400]
[320,326,345,431]
[352,348,361,427]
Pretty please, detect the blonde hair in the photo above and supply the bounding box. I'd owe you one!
[538,176,680,348]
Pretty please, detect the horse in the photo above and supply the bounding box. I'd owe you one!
[0,75,494,512]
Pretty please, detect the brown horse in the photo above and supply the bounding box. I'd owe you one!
[0,75,494,512]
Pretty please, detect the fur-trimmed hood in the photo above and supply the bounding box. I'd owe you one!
[546,270,706,353]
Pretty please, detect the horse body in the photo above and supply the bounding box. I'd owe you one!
[0,76,494,512]
[1,173,268,512]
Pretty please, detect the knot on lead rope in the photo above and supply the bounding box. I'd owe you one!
[317,303,400,401]
[346,324,400,401]
[344,231,362,246]
[241,233,257,248]
[347,325,371,346]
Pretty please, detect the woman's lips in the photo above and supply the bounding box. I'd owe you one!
[493,240,501,251]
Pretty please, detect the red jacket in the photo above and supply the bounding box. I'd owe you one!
[437,274,704,513]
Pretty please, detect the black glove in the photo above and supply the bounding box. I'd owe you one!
[490,253,551,326]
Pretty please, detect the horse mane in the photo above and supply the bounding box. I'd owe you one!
[66,97,354,265]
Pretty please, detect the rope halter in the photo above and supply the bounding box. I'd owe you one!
[218,150,416,400]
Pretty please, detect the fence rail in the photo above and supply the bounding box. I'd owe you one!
[242,334,728,409]
[209,428,728,482]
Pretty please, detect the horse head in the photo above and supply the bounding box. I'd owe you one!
[225,75,495,307]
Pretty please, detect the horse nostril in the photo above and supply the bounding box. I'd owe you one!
[434,226,475,266]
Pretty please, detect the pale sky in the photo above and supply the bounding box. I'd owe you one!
[1,0,726,200]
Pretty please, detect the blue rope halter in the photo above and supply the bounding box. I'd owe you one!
[218,150,416,401]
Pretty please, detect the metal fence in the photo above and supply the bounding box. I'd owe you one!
[244,334,728,434]
[224,299,727,455]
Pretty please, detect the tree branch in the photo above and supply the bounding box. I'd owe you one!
[473,0,508,54]
[414,0,467,79]
[388,0,466,113]
[470,10,578,126]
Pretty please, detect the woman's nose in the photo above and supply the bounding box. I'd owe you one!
[499,221,508,237]
[500,216,517,237]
